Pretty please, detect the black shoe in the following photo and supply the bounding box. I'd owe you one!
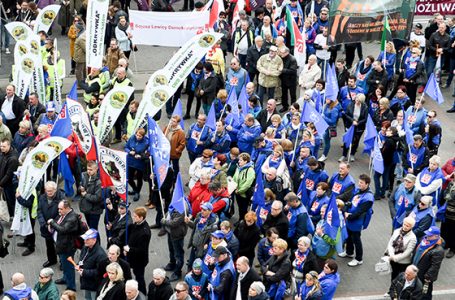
[164,263,176,271]
[128,190,136,195]
[55,278,66,285]
[133,193,140,202]
[169,273,181,282]
[43,260,57,267]
[279,107,288,113]
[447,249,455,258]
[447,108,455,113]
[17,242,28,247]
[69,70,75,75]
[150,224,161,229]
[22,249,34,256]
[158,229,167,237]
[183,115,190,120]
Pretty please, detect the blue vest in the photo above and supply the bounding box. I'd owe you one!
[287,204,314,238]
[39,114,56,132]
[329,173,355,200]
[404,57,421,79]
[187,124,211,154]
[406,145,426,173]
[202,244,216,276]
[209,259,236,300]
[308,193,330,217]
[393,184,417,213]
[4,287,32,300]
[418,168,445,206]
[185,272,209,300]
[410,206,435,228]
[346,189,374,231]
[303,169,329,198]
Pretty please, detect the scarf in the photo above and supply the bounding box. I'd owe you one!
[294,249,309,272]
[166,125,182,141]
[413,237,440,265]
[392,229,408,255]
[238,161,253,172]
[117,22,129,32]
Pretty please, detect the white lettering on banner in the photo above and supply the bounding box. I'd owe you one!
[86,0,109,68]
[415,0,455,15]
[129,10,210,47]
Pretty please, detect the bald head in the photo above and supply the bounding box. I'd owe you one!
[12,273,25,286]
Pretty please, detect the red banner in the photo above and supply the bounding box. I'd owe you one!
[414,0,455,15]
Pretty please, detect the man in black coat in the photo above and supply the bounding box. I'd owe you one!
[77,229,107,298]
[262,200,289,239]
[106,201,130,248]
[278,47,298,113]
[23,92,46,128]
[0,139,19,216]
[256,99,278,132]
[366,60,388,95]
[37,181,64,267]
[0,84,26,136]
[147,269,173,300]
[246,36,268,83]
[389,264,423,300]
[413,226,445,300]
[98,244,132,281]
[47,200,79,291]
[230,256,261,300]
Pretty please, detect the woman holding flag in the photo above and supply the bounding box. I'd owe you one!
[401,47,425,105]
[319,97,341,162]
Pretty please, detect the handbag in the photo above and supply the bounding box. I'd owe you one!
[375,256,391,275]
[0,191,10,222]
[329,126,337,137]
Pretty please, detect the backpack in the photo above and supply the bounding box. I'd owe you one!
[73,214,89,249]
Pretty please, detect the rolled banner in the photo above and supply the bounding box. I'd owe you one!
[97,86,135,143]
[34,4,60,34]
[5,21,33,42]
[86,0,109,68]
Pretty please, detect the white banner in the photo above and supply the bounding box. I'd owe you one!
[53,39,62,112]
[14,54,36,100]
[86,0,109,68]
[98,146,128,200]
[18,137,71,199]
[5,22,33,42]
[34,5,60,34]
[66,99,95,156]
[98,86,135,143]
[129,10,210,47]
[164,32,223,90]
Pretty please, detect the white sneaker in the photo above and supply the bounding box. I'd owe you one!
[5,48,10,54]
[347,259,363,267]
[338,156,346,162]
[383,292,390,298]
[338,252,354,258]
[318,154,327,162]
[350,156,355,162]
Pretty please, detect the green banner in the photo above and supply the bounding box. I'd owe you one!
[328,0,417,45]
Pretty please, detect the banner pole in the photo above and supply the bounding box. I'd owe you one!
[158,190,165,220]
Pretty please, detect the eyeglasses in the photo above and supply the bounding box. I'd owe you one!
[175,289,187,293]
[427,115,434,118]
[202,155,210,159]
[411,52,417,54]
[39,275,48,279]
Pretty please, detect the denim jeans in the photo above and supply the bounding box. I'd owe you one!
[168,237,185,275]
[322,130,332,156]
[346,229,363,261]
[59,252,76,291]
[1,22,10,49]
[257,85,275,107]
[374,164,392,197]
[238,54,247,69]
[424,56,437,77]
[84,290,96,300]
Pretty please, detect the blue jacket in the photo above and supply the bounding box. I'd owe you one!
[320,272,340,300]
[124,135,149,171]
[13,132,34,154]
[187,123,212,155]
[237,121,262,153]
[225,67,247,96]
[257,237,274,266]
[339,86,364,112]
[346,188,374,232]
[205,130,231,155]
[251,140,274,175]
[377,52,396,80]
[323,103,341,127]
[405,106,427,134]
[225,114,241,143]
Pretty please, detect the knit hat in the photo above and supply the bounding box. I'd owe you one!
[250,281,266,294]
[192,258,203,270]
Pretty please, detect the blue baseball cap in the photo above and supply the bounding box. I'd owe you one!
[201,202,213,211]
[211,230,225,239]
[424,226,440,236]
[81,229,98,240]
[46,101,55,112]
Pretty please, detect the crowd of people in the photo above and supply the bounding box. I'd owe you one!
[0,0,455,300]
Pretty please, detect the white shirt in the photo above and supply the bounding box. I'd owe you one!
[314,33,331,60]
[237,29,249,55]
[403,278,415,290]
[410,32,426,48]
[1,96,15,120]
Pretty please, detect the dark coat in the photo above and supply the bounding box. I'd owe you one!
[280,54,298,86]
[246,45,268,74]
[122,221,151,269]
[230,267,261,300]
[336,67,350,88]
[0,148,19,187]
[96,278,127,300]
[416,243,444,282]
[198,73,218,105]
[367,68,389,93]
[79,243,108,291]
[262,252,292,287]
[37,190,65,238]
[256,108,278,132]
[262,212,289,240]
[373,108,394,131]
[108,211,130,249]
[211,257,235,300]
[235,221,261,260]
[389,272,423,300]
[344,102,368,132]
[163,210,188,241]
[98,257,133,281]
[25,102,46,126]
[79,172,103,215]
[49,209,79,254]
[147,277,173,300]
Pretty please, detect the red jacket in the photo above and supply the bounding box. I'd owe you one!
[211,187,230,214]
[188,181,212,217]
[442,158,455,190]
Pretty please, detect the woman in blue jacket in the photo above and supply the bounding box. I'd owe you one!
[377,41,396,81]
[124,128,149,201]
[320,98,341,162]
[319,259,340,300]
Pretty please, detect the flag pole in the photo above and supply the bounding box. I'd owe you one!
[158,190,165,220]
[347,144,353,163]
[196,124,207,143]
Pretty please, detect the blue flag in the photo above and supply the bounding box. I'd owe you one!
[363,115,377,154]
[206,103,217,131]
[172,99,185,129]
[66,80,78,101]
[252,174,266,226]
[373,137,384,174]
[238,85,249,118]
[342,125,355,148]
[312,90,323,114]
[297,179,310,208]
[50,104,72,138]
[392,197,407,229]
[245,72,251,85]
[169,172,191,215]
[402,117,414,146]
[322,195,341,241]
[227,87,240,124]
[301,101,329,135]
[58,152,75,197]
[148,116,170,189]
[325,63,339,101]
[424,73,444,104]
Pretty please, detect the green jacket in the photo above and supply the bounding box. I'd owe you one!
[233,165,255,197]
[34,280,60,300]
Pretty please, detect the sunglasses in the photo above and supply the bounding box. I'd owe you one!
[175,289,187,293]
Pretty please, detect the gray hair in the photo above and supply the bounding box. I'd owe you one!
[45,181,57,191]
[237,256,249,266]
[153,268,166,278]
[40,268,54,277]
[108,244,121,255]
[429,155,441,166]
[125,279,139,290]
[297,236,311,247]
